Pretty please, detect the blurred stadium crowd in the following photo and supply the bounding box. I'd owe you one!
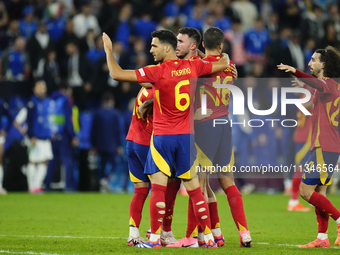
[0,0,340,194]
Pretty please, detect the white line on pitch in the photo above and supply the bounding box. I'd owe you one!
[0,235,124,239]
[0,250,78,255]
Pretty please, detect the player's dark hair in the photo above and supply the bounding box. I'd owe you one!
[178,27,202,46]
[315,46,340,78]
[151,29,177,51]
[203,27,224,50]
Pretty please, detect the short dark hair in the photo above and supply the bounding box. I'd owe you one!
[203,27,224,50]
[151,29,177,51]
[315,46,340,78]
[178,27,202,46]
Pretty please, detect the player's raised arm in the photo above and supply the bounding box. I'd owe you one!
[103,32,137,82]
[211,53,230,73]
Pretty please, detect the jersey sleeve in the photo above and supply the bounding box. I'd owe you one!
[295,69,334,94]
[193,59,213,77]
[135,65,161,84]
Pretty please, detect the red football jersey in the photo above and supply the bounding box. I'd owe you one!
[293,96,312,143]
[126,87,154,146]
[295,70,340,152]
[194,56,234,123]
[135,59,212,135]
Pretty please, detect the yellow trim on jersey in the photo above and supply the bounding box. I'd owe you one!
[155,90,162,114]
[150,134,171,176]
[195,143,213,168]
[316,148,328,185]
[315,118,321,147]
[295,139,311,165]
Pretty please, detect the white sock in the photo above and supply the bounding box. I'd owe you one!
[212,228,222,237]
[161,230,172,236]
[317,233,328,240]
[0,165,3,189]
[288,199,299,207]
[149,233,160,242]
[36,163,47,189]
[336,217,340,225]
[197,232,204,241]
[129,226,140,238]
[27,163,36,191]
[204,233,214,243]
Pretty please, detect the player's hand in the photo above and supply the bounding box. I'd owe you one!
[102,32,113,54]
[194,108,213,121]
[277,63,296,74]
[220,53,230,67]
[231,63,238,80]
[292,78,304,88]
[140,82,152,88]
[197,49,205,59]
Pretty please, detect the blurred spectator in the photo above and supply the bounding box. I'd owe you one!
[185,3,205,31]
[45,3,67,43]
[1,36,30,82]
[266,12,279,35]
[319,20,340,49]
[5,0,26,21]
[19,5,38,39]
[244,17,270,64]
[90,92,123,192]
[56,19,81,62]
[56,0,75,18]
[281,32,305,72]
[212,1,231,32]
[35,47,60,95]
[73,2,100,39]
[86,35,105,65]
[300,3,325,45]
[268,27,291,76]
[278,0,302,30]
[133,12,158,45]
[26,22,54,73]
[222,0,239,21]
[303,38,316,73]
[0,96,9,195]
[225,17,247,77]
[98,0,121,37]
[255,0,275,25]
[45,82,78,192]
[231,0,258,32]
[328,3,340,41]
[83,29,96,53]
[0,2,8,31]
[115,3,133,49]
[60,41,93,110]
[23,80,53,194]
[164,0,189,26]
[0,19,21,50]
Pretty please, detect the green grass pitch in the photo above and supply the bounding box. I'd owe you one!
[0,192,339,254]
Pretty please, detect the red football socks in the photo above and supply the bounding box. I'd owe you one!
[162,180,181,232]
[187,187,212,234]
[309,192,340,221]
[129,187,149,228]
[225,185,248,231]
[291,170,303,200]
[186,197,199,237]
[315,207,329,234]
[209,201,220,229]
[150,184,167,234]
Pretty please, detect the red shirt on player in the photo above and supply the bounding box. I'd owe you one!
[194,55,234,123]
[295,69,340,153]
[135,59,212,135]
[293,96,312,143]
[126,87,154,146]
